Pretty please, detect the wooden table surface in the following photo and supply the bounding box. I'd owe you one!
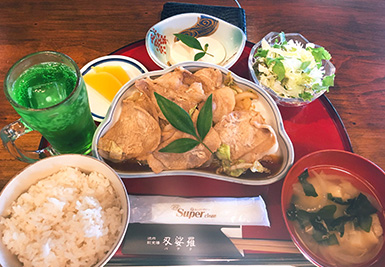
[0,0,384,191]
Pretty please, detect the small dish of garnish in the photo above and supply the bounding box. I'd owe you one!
[145,13,246,69]
[248,32,336,107]
[281,149,385,267]
[81,55,148,122]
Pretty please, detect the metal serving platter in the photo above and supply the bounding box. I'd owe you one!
[92,61,294,186]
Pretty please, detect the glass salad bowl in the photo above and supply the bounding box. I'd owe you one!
[248,32,336,107]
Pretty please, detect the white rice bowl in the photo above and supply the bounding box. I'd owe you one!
[0,155,129,267]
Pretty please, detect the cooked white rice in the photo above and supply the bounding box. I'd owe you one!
[0,167,123,267]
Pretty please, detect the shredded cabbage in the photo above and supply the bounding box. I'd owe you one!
[215,144,270,177]
[253,32,335,101]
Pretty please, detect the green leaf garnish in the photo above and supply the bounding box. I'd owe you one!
[174,33,203,50]
[194,52,206,61]
[155,92,214,154]
[196,94,213,141]
[174,33,213,61]
[159,138,200,153]
[154,92,198,138]
[298,169,318,197]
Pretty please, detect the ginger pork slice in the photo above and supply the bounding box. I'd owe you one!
[98,99,161,162]
[147,128,221,174]
[134,67,207,120]
[212,86,236,123]
[214,110,278,163]
[193,68,223,94]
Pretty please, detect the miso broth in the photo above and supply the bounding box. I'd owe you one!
[287,167,384,266]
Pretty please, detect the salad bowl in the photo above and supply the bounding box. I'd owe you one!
[248,32,336,107]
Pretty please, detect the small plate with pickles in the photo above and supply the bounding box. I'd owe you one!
[81,55,148,122]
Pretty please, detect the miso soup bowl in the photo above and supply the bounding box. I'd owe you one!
[92,61,294,186]
[0,154,129,267]
[281,149,385,267]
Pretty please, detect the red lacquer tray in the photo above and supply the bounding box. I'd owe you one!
[107,41,353,266]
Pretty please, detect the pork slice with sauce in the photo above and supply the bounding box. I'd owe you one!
[135,67,206,118]
[193,68,223,94]
[214,110,278,164]
[147,127,221,174]
[212,86,236,123]
[98,98,161,162]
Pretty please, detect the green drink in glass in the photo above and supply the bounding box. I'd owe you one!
[1,51,96,162]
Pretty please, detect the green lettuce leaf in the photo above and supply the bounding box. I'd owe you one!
[307,46,332,62]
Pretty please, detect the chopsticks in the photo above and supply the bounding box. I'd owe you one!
[230,238,300,254]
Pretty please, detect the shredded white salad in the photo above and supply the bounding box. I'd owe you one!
[253,32,335,101]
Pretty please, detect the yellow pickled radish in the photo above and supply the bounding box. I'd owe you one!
[83,72,123,102]
[92,65,130,85]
